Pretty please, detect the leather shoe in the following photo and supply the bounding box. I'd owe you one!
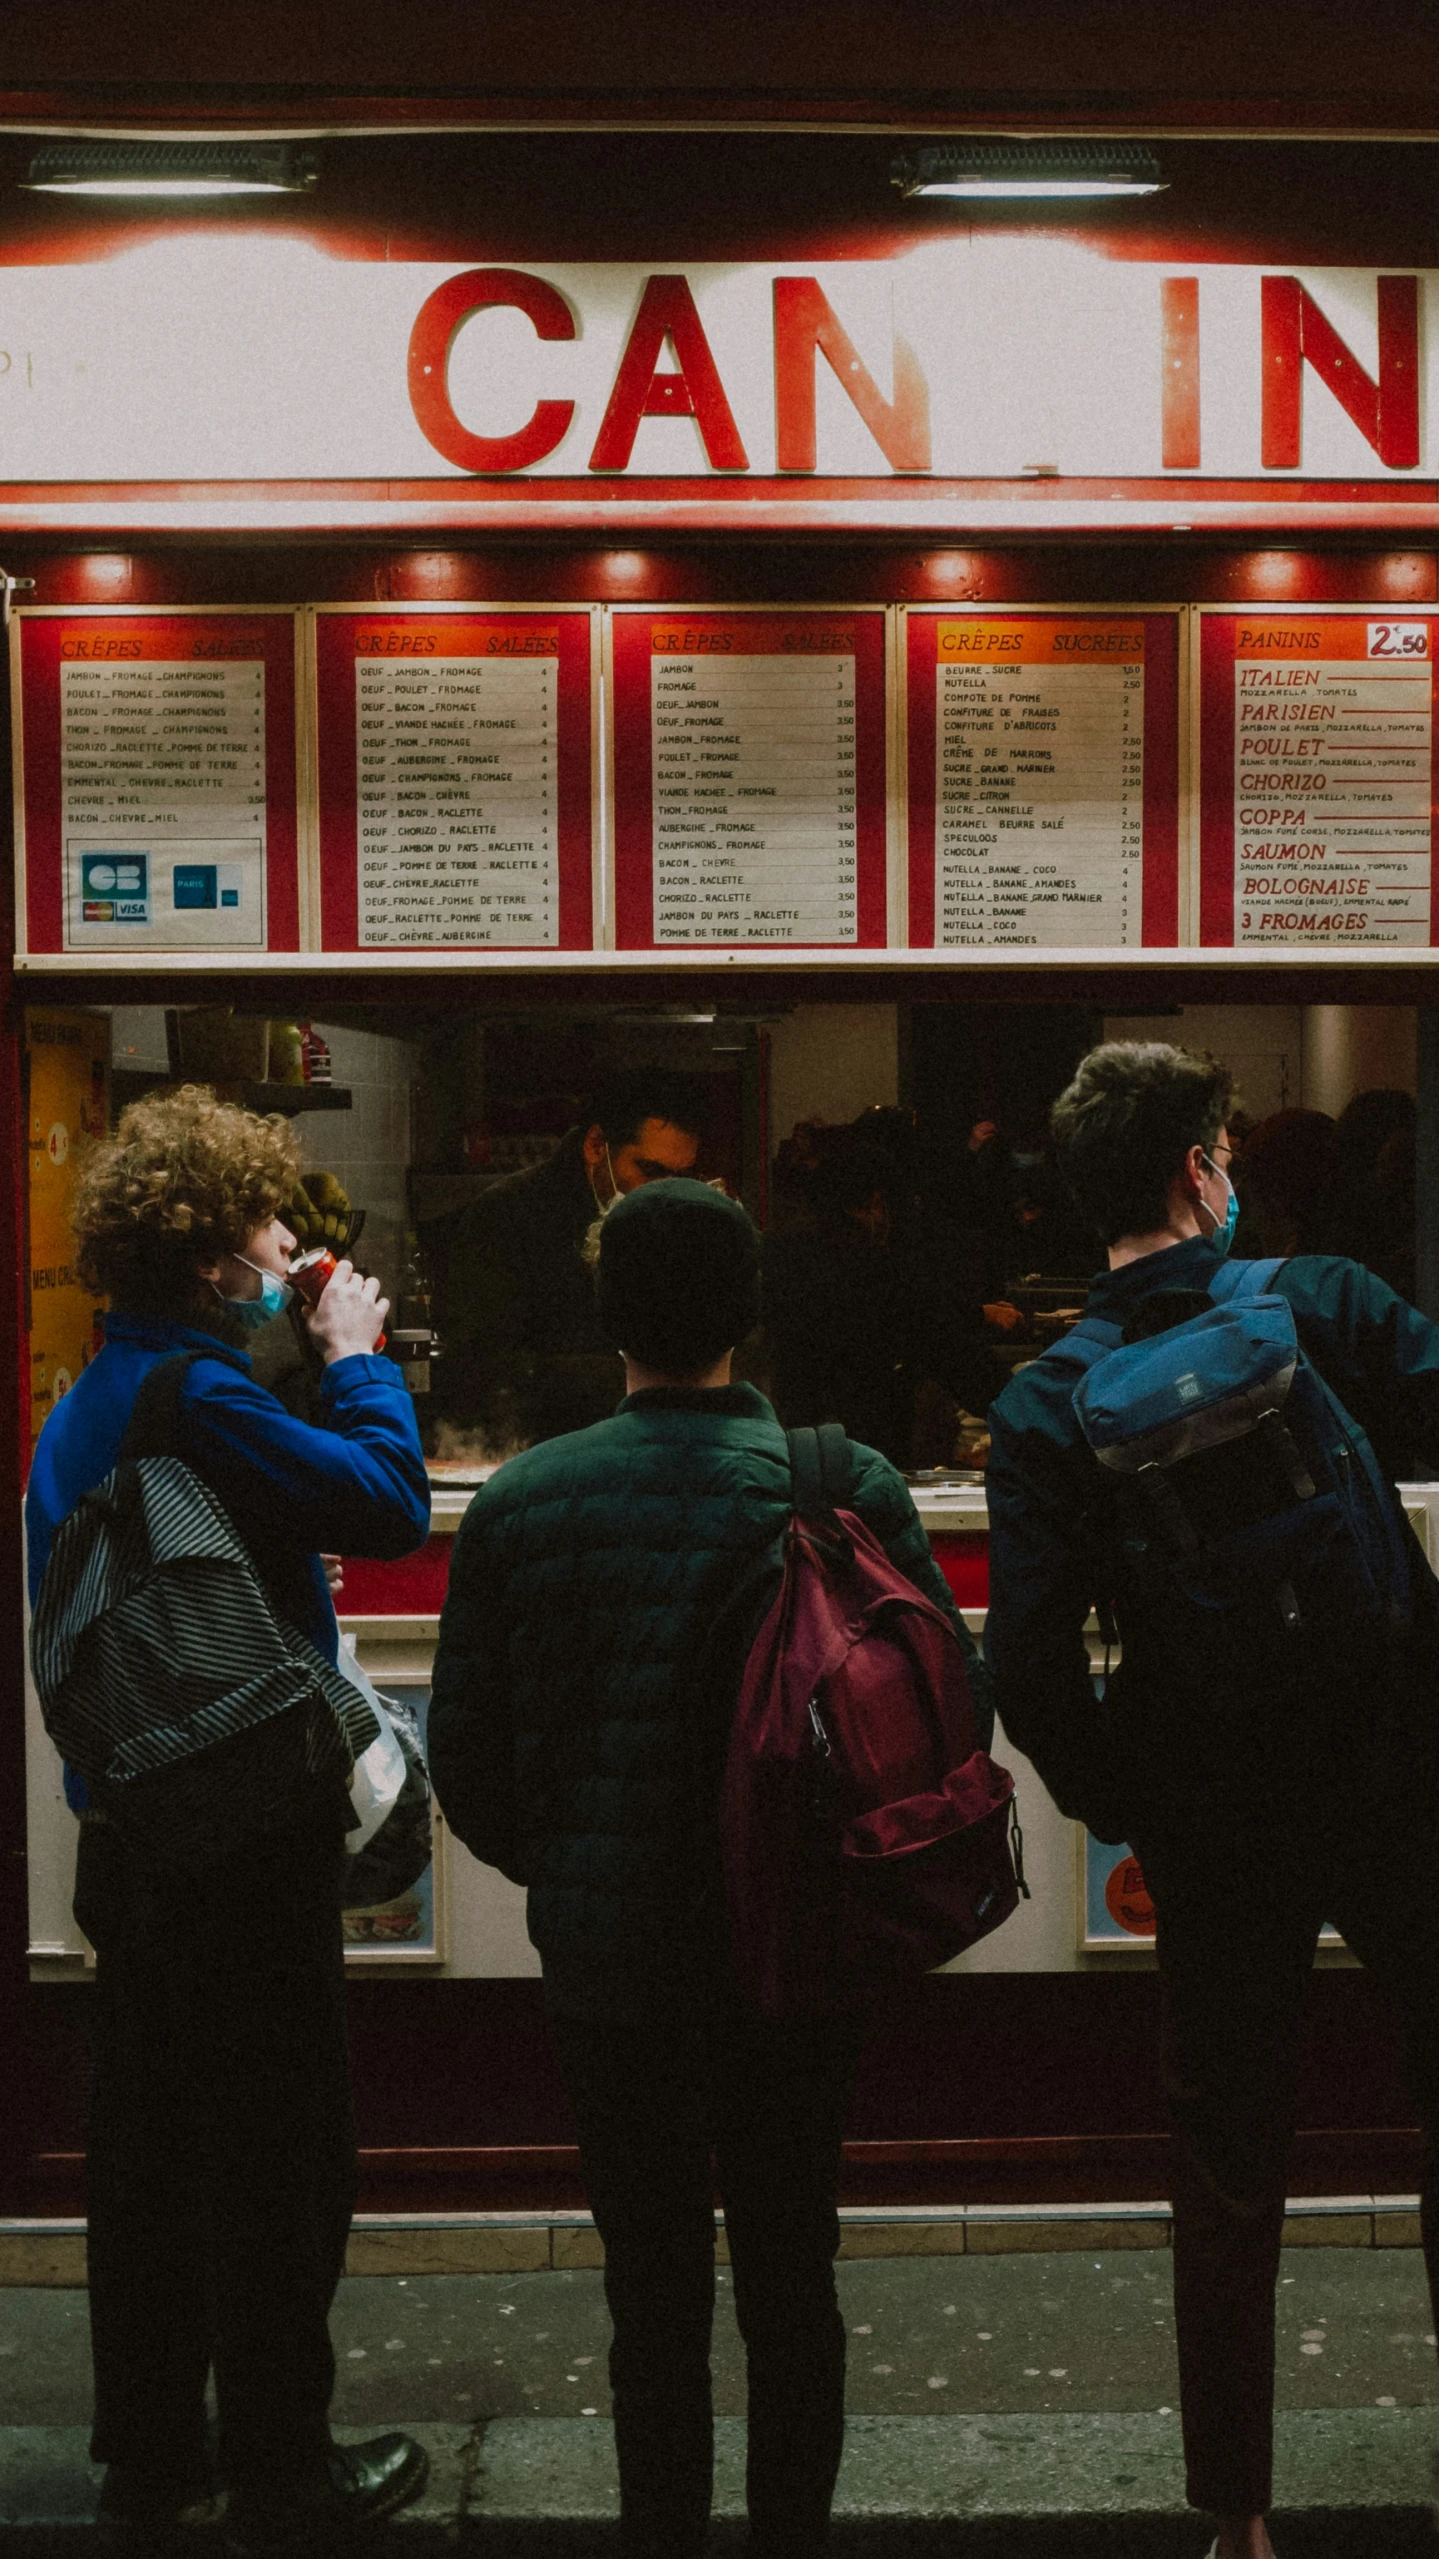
[223,2433,429,2555]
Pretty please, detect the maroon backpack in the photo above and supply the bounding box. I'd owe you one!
[719,1425,1027,2021]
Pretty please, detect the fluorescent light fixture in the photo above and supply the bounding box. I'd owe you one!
[24,142,318,198]
[893,142,1165,201]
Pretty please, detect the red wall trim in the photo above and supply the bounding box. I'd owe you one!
[2,481,1439,539]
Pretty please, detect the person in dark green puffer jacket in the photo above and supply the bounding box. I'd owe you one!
[429,1179,987,2559]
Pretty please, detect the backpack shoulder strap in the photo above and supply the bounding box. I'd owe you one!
[1208,1255,1286,1305]
[1038,1314,1123,1379]
[786,1422,853,1519]
[118,1348,213,1465]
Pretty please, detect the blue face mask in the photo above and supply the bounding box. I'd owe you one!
[1199,1159,1239,1259]
[227,1257,292,1328]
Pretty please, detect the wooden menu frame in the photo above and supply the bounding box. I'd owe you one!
[903,606,1183,952]
[312,605,599,954]
[12,607,302,959]
[608,605,890,951]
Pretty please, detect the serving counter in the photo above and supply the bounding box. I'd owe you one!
[323,1471,1439,1980]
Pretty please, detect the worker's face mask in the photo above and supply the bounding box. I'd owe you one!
[1198,1158,1239,1259]
[226,1255,292,1328]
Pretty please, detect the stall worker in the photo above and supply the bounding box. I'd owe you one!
[437,1064,706,1443]
[26,1087,432,2559]
[984,1039,1439,2559]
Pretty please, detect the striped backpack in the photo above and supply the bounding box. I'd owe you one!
[30,1351,379,1869]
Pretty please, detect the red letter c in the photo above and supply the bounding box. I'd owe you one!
[408,268,576,473]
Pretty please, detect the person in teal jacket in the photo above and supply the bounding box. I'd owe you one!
[985,1041,1439,2559]
[430,1178,986,2559]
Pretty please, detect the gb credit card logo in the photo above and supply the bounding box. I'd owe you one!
[80,852,150,924]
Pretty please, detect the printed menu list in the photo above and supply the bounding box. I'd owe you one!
[356,639,558,946]
[934,620,1145,947]
[61,654,265,931]
[1233,622,1432,946]
[651,623,858,943]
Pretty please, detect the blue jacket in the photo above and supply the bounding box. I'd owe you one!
[984,1236,1439,1838]
[28,1313,431,1808]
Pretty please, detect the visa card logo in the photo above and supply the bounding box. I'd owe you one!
[80,853,149,924]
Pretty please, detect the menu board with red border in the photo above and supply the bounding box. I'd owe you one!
[1200,611,1437,947]
[610,609,888,949]
[905,611,1180,948]
[314,609,595,952]
[16,611,300,956]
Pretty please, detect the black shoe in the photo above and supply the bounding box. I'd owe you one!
[223,2434,429,2556]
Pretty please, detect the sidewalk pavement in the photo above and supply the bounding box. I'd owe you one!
[2,2249,1436,2550]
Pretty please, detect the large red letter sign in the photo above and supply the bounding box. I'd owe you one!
[1161,277,1200,470]
[589,275,749,472]
[773,276,930,472]
[409,268,576,473]
[1261,274,1419,470]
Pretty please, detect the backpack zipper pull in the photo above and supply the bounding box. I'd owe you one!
[807,1697,832,1760]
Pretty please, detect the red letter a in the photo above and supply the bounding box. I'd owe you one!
[589,276,749,472]
[774,277,930,471]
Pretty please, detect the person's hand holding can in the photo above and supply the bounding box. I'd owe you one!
[303,1258,390,1364]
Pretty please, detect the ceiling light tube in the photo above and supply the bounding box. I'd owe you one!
[893,142,1165,201]
[23,142,319,198]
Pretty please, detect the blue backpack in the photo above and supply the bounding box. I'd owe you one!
[1047,1258,1413,1678]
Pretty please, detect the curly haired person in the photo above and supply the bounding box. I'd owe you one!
[27,1088,432,2558]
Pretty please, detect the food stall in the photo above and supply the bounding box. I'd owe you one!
[6,101,1439,2218]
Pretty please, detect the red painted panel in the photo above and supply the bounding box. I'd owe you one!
[313,607,595,953]
[929,1530,989,1608]
[1200,611,1238,946]
[10,543,1439,616]
[16,611,301,955]
[337,1535,454,1618]
[341,1527,989,1620]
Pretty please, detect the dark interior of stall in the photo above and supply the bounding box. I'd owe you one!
[57,990,1421,1481]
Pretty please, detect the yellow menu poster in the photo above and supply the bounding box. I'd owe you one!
[27,1011,109,1453]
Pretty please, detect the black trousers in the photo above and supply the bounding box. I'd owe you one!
[1136,1766,1439,2516]
[74,1818,356,2501]
[547,1985,865,2559]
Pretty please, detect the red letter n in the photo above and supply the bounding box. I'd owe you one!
[589,276,748,472]
[1261,275,1419,469]
[774,276,930,472]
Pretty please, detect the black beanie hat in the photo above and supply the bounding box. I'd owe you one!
[596,1177,761,1372]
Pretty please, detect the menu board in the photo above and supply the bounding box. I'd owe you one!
[1200,613,1437,946]
[15,612,300,954]
[610,610,888,948]
[314,610,595,951]
[905,612,1181,947]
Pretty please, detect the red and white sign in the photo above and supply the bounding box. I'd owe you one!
[1199,612,1439,946]
[314,609,595,951]
[15,610,300,955]
[0,242,1434,498]
[906,611,1180,948]
[610,609,888,949]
